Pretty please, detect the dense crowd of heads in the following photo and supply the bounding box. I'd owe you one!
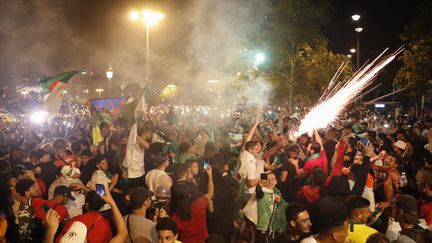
[1,103,432,243]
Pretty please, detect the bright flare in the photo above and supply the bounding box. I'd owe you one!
[30,111,48,124]
[142,10,165,26]
[129,11,140,21]
[297,49,402,135]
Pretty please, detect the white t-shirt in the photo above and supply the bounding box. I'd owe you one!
[66,192,85,218]
[246,155,264,194]
[300,236,318,243]
[145,169,172,193]
[123,124,145,179]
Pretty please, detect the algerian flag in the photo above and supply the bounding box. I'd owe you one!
[40,71,80,118]
[122,84,150,123]
[41,71,80,95]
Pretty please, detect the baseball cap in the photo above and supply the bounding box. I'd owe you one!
[155,185,171,198]
[395,194,419,224]
[130,187,154,206]
[394,140,407,151]
[54,185,76,201]
[59,221,87,243]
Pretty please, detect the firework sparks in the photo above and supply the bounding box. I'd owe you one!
[297,48,403,135]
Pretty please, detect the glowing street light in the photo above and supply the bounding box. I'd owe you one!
[255,53,265,65]
[351,14,362,68]
[141,10,165,26]
[350,48,356,54]
[129,11,140,21]
[129,9,165,81]
[351,14,361,21]
[347,54,352,58]
[95,88,104,97]
[106,65,113,80]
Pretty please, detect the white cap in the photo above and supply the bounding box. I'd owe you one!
[394,140,407,151]
[59,221,87,243]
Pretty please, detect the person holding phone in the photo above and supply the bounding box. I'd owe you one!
[87,155,118,211]
[171,166,214,243]
[254,172,288,242]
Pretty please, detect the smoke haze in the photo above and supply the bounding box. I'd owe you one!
[0,0,272,105]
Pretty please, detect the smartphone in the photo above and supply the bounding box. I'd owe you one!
[41,204,50,213]
[360,137,369,144]
[204,160,210,170]
[96,184,106,196]
[260,173,268,180]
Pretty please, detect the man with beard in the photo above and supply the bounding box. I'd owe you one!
[277,203,312,243]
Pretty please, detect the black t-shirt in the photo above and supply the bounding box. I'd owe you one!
[279,154,306,203]
[323,139,337,167]
[37,161,58,188]
[80,161,96,185]
[276,232,309,243]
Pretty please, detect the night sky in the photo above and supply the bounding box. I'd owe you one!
[325,0,419,61]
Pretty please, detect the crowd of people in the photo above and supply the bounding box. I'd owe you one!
[1,102,432,243]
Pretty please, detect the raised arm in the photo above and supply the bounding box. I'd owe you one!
[205,166,214,201]
[314,129,323,150]
[262,140,286,161]
[243,106,261,146]
[325,139,347,186]
[102,190,128,243]
[352,143,372,196]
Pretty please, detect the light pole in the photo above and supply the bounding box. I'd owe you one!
[130,10,165,81]
[106,64,113,96]
[351,14,363,68]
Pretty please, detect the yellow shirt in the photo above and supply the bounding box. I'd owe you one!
[347,222,377,243]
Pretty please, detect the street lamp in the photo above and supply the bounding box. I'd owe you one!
[95,88,104,97]
[130,9,165,81]
[106,65,113,96]
[351,14,362,68]
[351,14,361,21]
[255,53,265,66]
[350,48,356,54]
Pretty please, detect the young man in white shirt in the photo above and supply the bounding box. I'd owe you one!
[123,124,152,188]
[145,153,172,194]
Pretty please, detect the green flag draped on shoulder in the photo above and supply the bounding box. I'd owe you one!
[41,71,80,95]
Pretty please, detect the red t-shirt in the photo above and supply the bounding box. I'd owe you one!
[30,198,69,221]
[420,200,432,226]
[172,196,209,243]
[303,150,328,174]
[55,212,113,243]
